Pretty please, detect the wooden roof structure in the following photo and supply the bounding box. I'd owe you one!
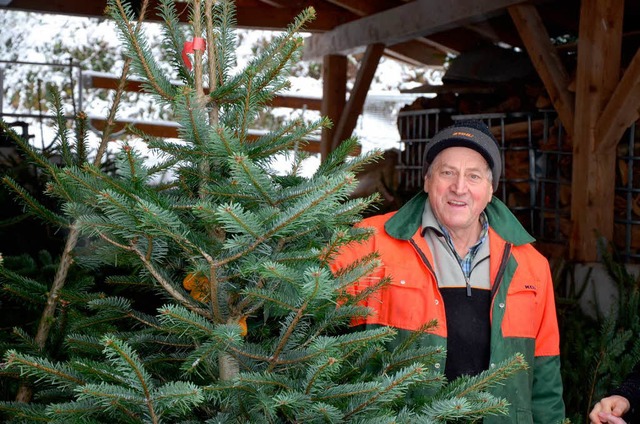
[2,0,640,262]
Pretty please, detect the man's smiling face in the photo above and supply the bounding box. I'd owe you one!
[424,146,493,235]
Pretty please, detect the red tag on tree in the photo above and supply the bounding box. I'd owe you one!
[182,37,206,70]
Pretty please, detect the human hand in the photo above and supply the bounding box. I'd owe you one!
[590,413,626,424]
[589,395,630,423]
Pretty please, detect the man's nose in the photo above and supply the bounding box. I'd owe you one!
[451,175,467,193]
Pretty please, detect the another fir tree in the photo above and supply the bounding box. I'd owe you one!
[1,0,527,422]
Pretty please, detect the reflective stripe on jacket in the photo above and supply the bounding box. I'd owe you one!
[331,192,566,424]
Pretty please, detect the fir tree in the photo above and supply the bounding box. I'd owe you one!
[557,240,640,422]
[0,0,528,422]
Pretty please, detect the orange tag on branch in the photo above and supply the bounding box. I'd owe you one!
[183,271,209,301]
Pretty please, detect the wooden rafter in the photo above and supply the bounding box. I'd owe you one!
[302,0,528,60]
[508,3,575,137]
[426,27,501,54]
[383,40,448,67]
[325,0,392,16]
[323,0,451,67]
[331,43,385,151]
[384,42,447,67]
[464,18,522,49]
[596,48,640,151]
[254,0,285,8]
[0,0,356,32]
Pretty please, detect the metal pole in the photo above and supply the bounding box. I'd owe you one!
[0,67,4,118]
[77,67,83,112]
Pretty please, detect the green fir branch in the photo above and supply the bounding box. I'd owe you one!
[421,394,509,422]
[0,401,49,422]
[106,0,177,102]
[383,344,445,376]
[0,267,49,305]
[227,153,279,206]
[209,0,237,90]
[158,304,218,337]
[44,399,107,422]
[157,0,193,83]
[344,363,430,421]
[215,202,266,239]
[442,354,528,400]
[100,336,159,421]
[48,89,74,167]
[174,89,215,147]
[3,350,86,390]
[2,176,69,229]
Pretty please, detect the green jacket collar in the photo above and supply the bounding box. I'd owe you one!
[383,192,535,246]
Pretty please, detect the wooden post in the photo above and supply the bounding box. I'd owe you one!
[331,43,385,152]
[320,54,347,160]
[570,0,623,261]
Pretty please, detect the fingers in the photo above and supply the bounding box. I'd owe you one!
[589,396,630,423]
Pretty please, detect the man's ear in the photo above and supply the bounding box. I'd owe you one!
[486,180,494,201]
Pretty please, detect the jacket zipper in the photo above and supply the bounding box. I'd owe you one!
[491,242,513,299]
[410,238,483,297]
[409,238,436,280]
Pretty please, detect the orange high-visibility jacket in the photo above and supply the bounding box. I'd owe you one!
[331,192,565,424]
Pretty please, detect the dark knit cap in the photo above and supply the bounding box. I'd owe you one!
[422,119,502,192]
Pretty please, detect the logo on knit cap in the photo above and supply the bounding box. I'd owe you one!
[452,131,474,138]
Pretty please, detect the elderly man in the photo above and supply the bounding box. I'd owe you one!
[331,119,565,423]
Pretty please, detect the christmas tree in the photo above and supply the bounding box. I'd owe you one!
[0,0,527,422]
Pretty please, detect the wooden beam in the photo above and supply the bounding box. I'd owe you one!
[320,54,347,160]
[0,0,356,32]
[424,27,506,55]
[401,82,496,94]
[596,48,640,150]
[323,0,451,67]
[90,117,181,139]
[331,43,385,151]
[0,0,108,18]
[570,0,624,261]
[267,95,321,111]
[233,0,357,32]
[84,72,322,110]
[410,36,459,57]
[254,0,286,8]
[508,4,575,138]
[325,0,395,17]
[85,73,146,93]
[465,18,523,49]
[302,0,528,60]
[385,40,448,67]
